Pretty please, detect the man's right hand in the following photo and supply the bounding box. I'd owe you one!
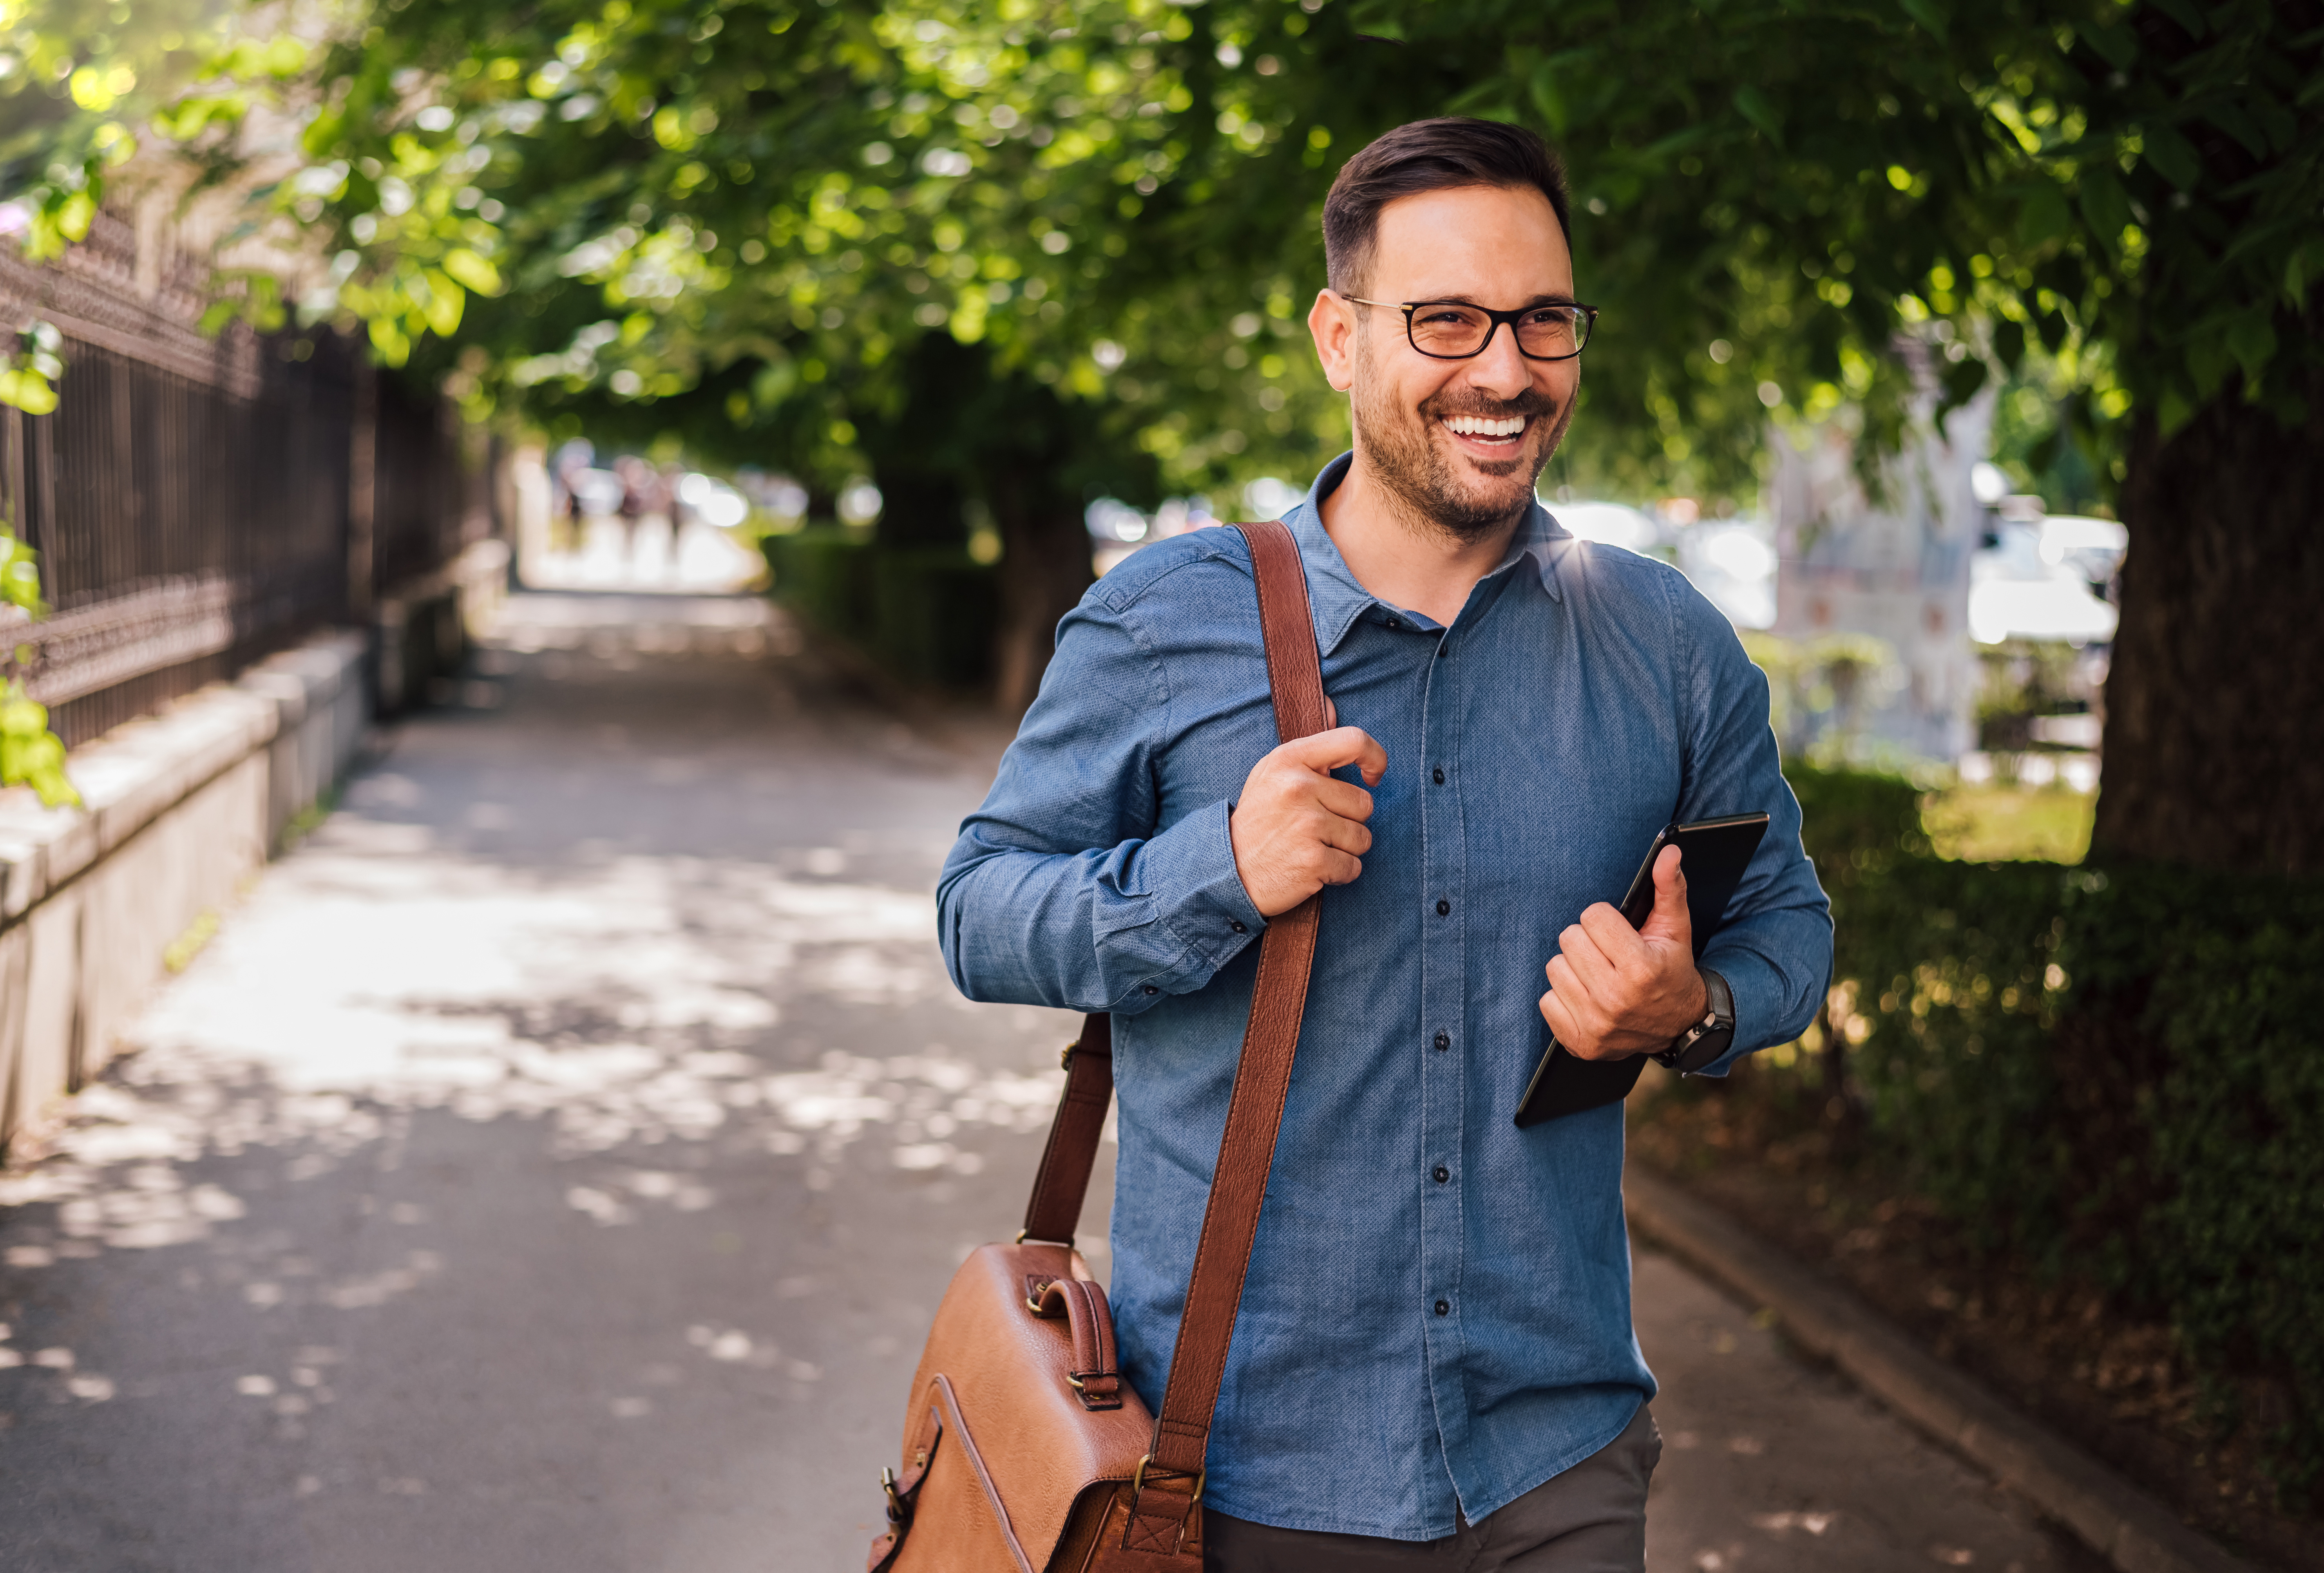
[1228,726,1388,917]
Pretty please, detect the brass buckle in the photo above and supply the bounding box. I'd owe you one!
[1129,1453,1205,1499]
[1060,1040,1080,1071]
[881,1466,908,1526]
[1015,1229,1073,1247]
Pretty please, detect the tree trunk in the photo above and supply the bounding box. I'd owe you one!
[2092,348,2324,876]
[987,469,1092,715]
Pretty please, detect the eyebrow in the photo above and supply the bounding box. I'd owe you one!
[1408,293,1580,309]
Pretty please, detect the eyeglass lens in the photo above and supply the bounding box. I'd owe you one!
[1409,305,1589,359]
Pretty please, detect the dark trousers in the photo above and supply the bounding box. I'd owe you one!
[1204,1403,1660,1573]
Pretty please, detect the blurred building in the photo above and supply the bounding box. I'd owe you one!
[1767,363,1993,762]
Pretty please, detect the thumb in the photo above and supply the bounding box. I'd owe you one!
[1638,844,1692,949]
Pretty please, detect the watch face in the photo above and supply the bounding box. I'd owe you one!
[1672,1027,1734,1075]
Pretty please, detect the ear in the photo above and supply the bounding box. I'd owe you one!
[1307,289,1358,394]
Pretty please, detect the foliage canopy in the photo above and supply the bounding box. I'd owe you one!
[2,0,2314,516]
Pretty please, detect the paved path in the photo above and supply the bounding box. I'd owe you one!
[0,591,2088,1571]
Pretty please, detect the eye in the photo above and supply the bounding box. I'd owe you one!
[1414,307,1475,327]
[1521,307,1575,327]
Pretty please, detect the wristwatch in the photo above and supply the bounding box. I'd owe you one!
[1655,968,1735,1074]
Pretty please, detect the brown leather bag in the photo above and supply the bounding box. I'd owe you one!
[868,517,1328,1573]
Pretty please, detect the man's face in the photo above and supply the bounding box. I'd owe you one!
[1311,183,1581,541]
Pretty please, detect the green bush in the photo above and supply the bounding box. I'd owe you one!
[870,549,997,689]
[1793,762,2324,1499]
[761,529,876,639]
[761,532,997,691]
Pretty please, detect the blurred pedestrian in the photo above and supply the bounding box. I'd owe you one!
[614,454,652,566]
[937,118,1832,1571]
[552,441,591,555]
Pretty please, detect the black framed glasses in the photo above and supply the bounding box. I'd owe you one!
[1340,295,1599,361]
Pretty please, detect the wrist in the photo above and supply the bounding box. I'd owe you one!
[1657,967,1735,1074]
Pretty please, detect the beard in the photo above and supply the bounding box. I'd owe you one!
[1350,342,1572,545]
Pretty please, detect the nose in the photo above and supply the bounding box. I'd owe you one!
[1461,320,1533,402]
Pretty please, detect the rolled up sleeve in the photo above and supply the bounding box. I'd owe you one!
[938,595,1265,1015]
[1670,584,1834,1073]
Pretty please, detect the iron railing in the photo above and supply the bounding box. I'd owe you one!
[0,210,474,749]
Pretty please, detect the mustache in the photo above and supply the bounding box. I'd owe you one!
[1421,388,1560,422]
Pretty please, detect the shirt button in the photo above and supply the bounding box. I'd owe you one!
[1433,1299,1450,1317]
[1230,920,1247,934]
[1434,1031,1450,1052]
[1436,645,1449,659]
[1435,898,1451,917]
[1432,767,1446,785]
[1142,985,1158,995]
[1432,1165,1449,1184]
[1385,616,1401,630]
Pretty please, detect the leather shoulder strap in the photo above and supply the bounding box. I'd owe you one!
[1012,517,1327,1556]
[1126,517,1327,1548]
[1017,518,1324,1253]
[1020,1013,1113,1247]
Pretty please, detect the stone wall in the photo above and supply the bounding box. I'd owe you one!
[0,631,368,1153]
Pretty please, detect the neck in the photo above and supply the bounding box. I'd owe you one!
[1316,447,1527,627]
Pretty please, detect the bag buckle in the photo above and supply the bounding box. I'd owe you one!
[1129,1453,1205,1499]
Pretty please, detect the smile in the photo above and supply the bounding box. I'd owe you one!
[1440,414,1529,444]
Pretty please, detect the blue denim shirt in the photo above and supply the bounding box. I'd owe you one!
[938,454,1832,1539]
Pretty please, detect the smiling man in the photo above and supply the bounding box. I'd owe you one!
[938,119,1832,1571]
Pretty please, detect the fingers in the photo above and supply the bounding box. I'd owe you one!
[1282,725,1388,786]
[1538,975,1616,1060]
[1304,803,1372,856]
[1556,920,1622,996]
[1562,901,1636,976]
[1636,843,1692,948]
[1311,775,1376,824]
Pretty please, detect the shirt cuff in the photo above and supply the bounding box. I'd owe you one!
[1691,945,1786,1078]
[1138,799,1267,989]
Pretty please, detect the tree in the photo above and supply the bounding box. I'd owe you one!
[987,0,2323,874]
[31,0,2307,865]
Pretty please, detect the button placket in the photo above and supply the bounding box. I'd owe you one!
[1414,621,1468,1467]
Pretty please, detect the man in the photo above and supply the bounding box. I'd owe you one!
[938,118,1831,1571]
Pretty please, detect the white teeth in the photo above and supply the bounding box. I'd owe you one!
[1444,415,1527,437]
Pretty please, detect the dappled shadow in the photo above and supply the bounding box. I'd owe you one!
[0,590,1083,1573]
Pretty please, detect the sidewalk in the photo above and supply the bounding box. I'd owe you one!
[0,589,2097,1571]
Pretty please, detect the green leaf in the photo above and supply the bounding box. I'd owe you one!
[2073,20,2137,68]
[1896,0,1948,43]
[441,248,502,294]
[1991,318,2026,372]
[1529,62,1569,136]
[1937,353,1987,415]
[2016,183,2071,249]
[2225,311,2278,385]
[2139,121,2200,191]
[2077,168,2130,255]
[2201,98,2269,160]
[1733,85,1784,148]
[2156,381,2196,438]
[2146,0,2205,39]
[1345,1,1408,42]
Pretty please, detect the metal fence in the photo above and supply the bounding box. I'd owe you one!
[0,211,475,749]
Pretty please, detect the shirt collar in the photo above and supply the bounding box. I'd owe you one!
[1277,452,1576,655]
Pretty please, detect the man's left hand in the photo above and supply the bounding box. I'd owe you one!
[1539,844,1709,1061]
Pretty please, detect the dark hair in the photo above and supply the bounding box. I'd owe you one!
[1322,118,1571,294]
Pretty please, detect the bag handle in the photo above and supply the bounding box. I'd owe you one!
[1017,517,1327,1556]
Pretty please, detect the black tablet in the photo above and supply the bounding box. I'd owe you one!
[1512,812,1771,1128]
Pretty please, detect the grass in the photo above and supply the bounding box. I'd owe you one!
[1920,782,2095,863]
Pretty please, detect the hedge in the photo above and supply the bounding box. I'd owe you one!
[760,531,997,690]
[1782,763,2324,1497]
